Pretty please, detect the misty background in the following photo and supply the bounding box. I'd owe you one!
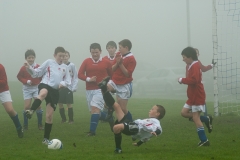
[0,0,214,100]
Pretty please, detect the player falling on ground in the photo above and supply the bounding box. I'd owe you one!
[17,49,44,130]
[58,50,78,124]
[0,63,23,138]
[24,46,71,144]
[98,76,165,153]
[78,43,113,136]
[178,47,210,147]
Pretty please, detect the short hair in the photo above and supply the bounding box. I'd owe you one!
[54,47,65,55]
[156,104,165,120]
[181,47,198,61]
[119,39,132,51]
[106,41,117,49]
[90,43,101,52]
[25,49,35,59]
[65,50,70,57]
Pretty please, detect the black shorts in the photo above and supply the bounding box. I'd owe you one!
[122,122,139,136]
[38,83,59,111]
[58,87,73,104]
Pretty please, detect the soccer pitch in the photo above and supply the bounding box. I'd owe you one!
[0,82,239,160]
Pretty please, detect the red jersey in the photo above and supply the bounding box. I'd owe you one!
[0,64,9,93]
[78,57,112,90]
[186,60,212,77]
[182,61,206,105]
[111,52,136,85]
[17,63,42,85]
[103,55,115,66]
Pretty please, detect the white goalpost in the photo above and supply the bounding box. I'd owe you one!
[212,0,240,116]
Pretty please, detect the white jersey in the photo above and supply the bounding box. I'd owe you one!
[66,62,78,92]
[27,59,71,89]
[131,118,162,142]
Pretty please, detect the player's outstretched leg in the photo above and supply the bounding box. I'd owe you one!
[26,99,42,119]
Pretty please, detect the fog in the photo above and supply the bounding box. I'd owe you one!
[0,0,214,99]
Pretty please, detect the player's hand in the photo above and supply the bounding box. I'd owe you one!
[151,132,157,137]
[27,80,32,85]
[115,54,122,65]
[59,84,64,88]
[24,61,30,68]
[177,78,182,84]
[212,59,217,66]
[132,143,138,146]
[89,76,97,82]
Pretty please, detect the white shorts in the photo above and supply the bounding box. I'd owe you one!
[108,80,132,99]
[86,89,104,111]
[183,103,205,112]
[22,86,38,100]
[0,90,12,104]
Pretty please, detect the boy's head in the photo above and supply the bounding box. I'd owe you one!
[106,41,117,57]
[25,49,36,65]
[149,104,165,120]
[54,47,65,64]
[194,48,200,57]
[118,39,132,55]
[90,43,102,61]
[181,47,198,65]
[63,51,70,64]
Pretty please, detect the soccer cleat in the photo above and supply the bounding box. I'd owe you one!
[114,148,122,153]
[17,127,24,138]
[205,115,213,133]
[38,124,44,130]
[198,140,210,147]
[86,131,96,137]
[25,110,34,119]
[42,138,50,145]
[98,76,110,89]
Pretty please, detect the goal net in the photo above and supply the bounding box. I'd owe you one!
[212,0,240,116]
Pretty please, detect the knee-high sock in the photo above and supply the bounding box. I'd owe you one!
[114,133,122,149]
[99,111,107,121]
[68,108,73,121]
[59,108,66,121]
[90,114,100,133]
[30,99,42,111]
[23,110,28,126]
[200,116,208,123]
[197,126,207,142]
[11,114,22,130]
[103,92,115,110]
[36,109,43,125]
[44,123,52,139]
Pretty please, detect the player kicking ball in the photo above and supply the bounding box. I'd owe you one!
[98,76,165,153]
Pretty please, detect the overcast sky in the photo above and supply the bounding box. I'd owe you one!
[0,0,213,81]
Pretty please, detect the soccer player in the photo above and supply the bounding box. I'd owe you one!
[58,51,78,124]
[24,46,71,144]
[178,47,210,147]
[78,43,112,136]
[103,41,117,65]
[98,76,165,153]
[17,49,44,130]
[0,63,23,138]
[104,39,136,122]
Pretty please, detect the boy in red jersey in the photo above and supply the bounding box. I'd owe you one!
[78,43,113,136]
[0,63,23,138]
[178,47,210,147]
[17,49,43,130]
[103,39,136,122]
[103,41,117,65]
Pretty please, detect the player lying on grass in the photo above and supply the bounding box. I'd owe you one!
[98,76,165,153]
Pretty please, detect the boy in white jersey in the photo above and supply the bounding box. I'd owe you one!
[58,51,78,124]
[17,49,44,130]
[98,77,165,153]
[24,47,71,144]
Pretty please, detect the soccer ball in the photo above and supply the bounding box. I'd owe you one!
[48,139,63,150]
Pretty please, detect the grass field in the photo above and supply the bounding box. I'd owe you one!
[0,82,240,160]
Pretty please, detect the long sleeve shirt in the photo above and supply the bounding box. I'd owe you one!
[26,59,71,89]
[0,64,9,93]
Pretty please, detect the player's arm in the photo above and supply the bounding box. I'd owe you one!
[119,58,136,77]
[25,60,48,78]
[71,65,79,92]
[17,67,29,84]
[198,60,213,72]
[78,60,96,82]
[60,67,71,88]
[179,65,200,85]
